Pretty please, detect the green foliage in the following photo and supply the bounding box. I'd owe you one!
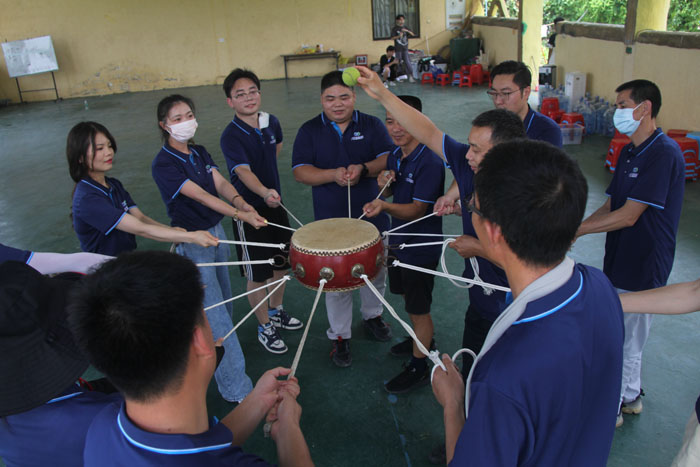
[543,0,700,32]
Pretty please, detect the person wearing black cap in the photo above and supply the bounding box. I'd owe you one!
[0,261,121,467]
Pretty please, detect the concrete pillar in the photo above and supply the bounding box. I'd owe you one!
[521,0,544,87]
[636,0,671,33]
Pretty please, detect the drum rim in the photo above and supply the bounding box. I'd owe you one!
[290,218,381,255]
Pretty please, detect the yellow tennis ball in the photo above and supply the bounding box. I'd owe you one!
[342,67,360,87]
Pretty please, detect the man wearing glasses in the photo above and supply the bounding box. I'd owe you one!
[220,68,303,356]
[488,60,563,147]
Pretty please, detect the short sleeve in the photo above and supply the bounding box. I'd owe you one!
[74,191,127,235]
[412,155,444,204]
[442,134,468,170]
[152,155,190,200]
[111,179,137,209]
[292,124,315,169]
[450,383,533,466]
[272,116,283,144]
[221,130,251,175]
[628,145,682,209]
[0,243,32,264]
[369,118,393,160]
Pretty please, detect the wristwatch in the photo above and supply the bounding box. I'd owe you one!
[360,163,369,178]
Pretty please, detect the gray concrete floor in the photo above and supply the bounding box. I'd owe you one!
[0,78,698,466]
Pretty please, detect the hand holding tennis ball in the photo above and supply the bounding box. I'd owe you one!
[342,67,361,87]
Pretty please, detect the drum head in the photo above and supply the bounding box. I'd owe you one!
[292,218,380,254]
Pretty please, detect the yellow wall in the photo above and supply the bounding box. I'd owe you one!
[472,24,518,68]
[0,0,451,103]
[555,35,700,130]
[521,0,543,88]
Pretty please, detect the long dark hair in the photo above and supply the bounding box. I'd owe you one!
[66,121,117,183]
[156,94,196,142]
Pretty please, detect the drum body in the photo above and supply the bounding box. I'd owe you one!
[290,218,384,291]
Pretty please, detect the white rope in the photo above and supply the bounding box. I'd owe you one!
[197,259,274,267]
[430,348,478,384]
[289,279,327,378]
[358,176,393,220]
[204,276,289,311]
[217,239,286,250]
[360,274,446,373]
[396,241,446,249]
[221,276,292,342]
[392,259,511,293]
[347,180,351,218]
[265,221,297,232]
[439,239,496,295]
[383,232,461,238]
[279,203,304,228]
[382,211,438,235]
[169,242,177,253]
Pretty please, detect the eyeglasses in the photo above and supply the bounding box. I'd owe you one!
[465,195,484,218]
[233,90,261,100]
[486,88,523,101]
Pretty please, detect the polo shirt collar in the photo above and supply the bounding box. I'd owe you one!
[80,176,112,196]
[162,143,201,165]
[232,115,262,136]
[508,264,583,325]
[524,105,536,133]
[116,402,232,455]
[321,110,359,127]
[628,128,663,157]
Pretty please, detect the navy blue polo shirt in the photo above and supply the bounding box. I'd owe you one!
[387,144,444,264]
[0,384,122,467]
[72,177,138,256]
[443,134,509,321]
[292,110,393,232]
[84,401,272,466]
[152,144,225,231]
[452,264,623,466]
[0,242,32,264]
[604,129,685,291]
[524,105,563,147]
[221,114,283,209]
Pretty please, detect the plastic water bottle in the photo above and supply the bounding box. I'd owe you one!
[597,101,609,135]
[584,101,596,134]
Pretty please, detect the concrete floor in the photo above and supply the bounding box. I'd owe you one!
[0,78,698,466]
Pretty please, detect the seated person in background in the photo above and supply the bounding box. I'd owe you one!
[380,46,398,86]
[0,261,122,467]
[362,95,444,394]
[69,251,313,466]
[432,140,624,465]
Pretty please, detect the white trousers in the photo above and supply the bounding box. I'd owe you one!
[671,410,700,467]
[619,302,654,406]
[325,266,386,340]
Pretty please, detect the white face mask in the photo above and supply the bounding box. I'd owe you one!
[613,103,642,137]
[167,119,198,143]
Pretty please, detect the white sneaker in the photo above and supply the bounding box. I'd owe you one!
[258,323,288,354]
[615,412,624,428]
[388,81,396,87]
[409,76,415,83]
[621,392,644,414]
[383,82,389,88]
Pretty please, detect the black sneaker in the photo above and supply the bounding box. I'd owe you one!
[330,337,351,367]
[362,316,392,342]
[384,363,429,394]
[269,308,304,330]
[258,323,288,354]
[390,337,436,356]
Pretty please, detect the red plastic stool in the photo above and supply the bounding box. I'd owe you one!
[547,110,565,123]
[606,137,630,172]
[668,129,689,139]
[672,137,699,181]
[421,73,434,85]
[482,69,491,87]
[561,112,584,126]
[541,97,560,115]
[460,65,470,75]
[435,73,450,86]
[451,72,462,85]
[458,73,472,88]
[469,65,485,85]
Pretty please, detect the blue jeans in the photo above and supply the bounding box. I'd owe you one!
[177,222,253,401]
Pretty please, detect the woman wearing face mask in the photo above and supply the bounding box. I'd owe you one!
[152,95,266,403]
[67,121,218,256]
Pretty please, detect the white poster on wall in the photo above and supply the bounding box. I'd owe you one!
[2,36,59,78]
[446,0,466,30]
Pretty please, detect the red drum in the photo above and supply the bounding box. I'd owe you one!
[289,218,384,291]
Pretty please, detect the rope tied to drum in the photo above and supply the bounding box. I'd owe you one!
[359,274,446,373]
[390,259,511,293]
[358,176,394,221]
[439,238,496,295]
[204,275,290,311]
[381,211,438,237]
[217,239,287,250]
[221,276,292,342]
[288,278,327,378]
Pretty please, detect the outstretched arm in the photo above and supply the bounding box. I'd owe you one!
[620,279,700,315]
[116,212,218,247]
[577,198,647,237]
[355,66,445,161]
